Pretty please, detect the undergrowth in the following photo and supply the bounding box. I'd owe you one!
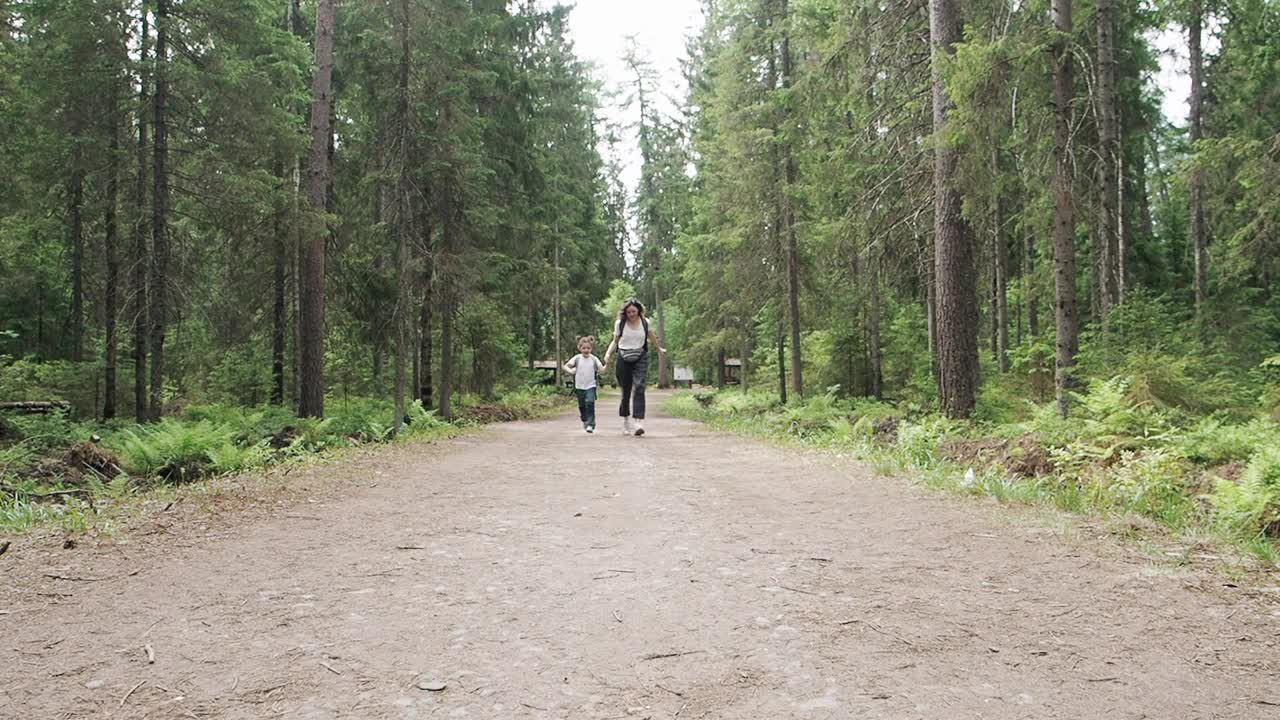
[0,388,570,534]
[668,385,1280,568]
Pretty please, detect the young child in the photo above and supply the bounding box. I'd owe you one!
[564,336,606,433]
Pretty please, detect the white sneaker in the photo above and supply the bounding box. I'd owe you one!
[633,419,645,437]
[622,417,632,435]
[586,426,594,434]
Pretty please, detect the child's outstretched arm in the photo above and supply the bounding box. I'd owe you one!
[563,356,577,374]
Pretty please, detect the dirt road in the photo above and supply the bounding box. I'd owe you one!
[3,396,1278,719]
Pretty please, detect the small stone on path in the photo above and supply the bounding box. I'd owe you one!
[417,679,447,692]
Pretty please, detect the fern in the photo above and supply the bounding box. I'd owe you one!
[115,419,236,481]
[1103,448,1194,526]
[1178,417,1279,464]
[207,440,271,474]
[1210,445,1280,536]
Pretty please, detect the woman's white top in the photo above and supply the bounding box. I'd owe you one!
[615,318,646,350]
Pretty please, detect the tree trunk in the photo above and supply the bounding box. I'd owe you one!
[716,347,726,388]
[271,0,302,408]
[1024,226,1038,337]
[780,0,804,399]
[439,281,455,421]
[990,272,999,361]
[1117,108,1127,305]
[526,305,535,370]
[132,0,149,424]
[993,152,1010,372]
[271,159,287,406]
[437,193,457,420]
[411,325,420,405]
[655,272,669,388]
[1136,140,1154,253]
[1097,0,1120,323]
[149,0,171,421]
[1052,0,1080,418]
[553,239,562,387]
[103,92,121,419]
[299,0,336,418]
[776,322,787,404]
[419,231,434,409]
[930,0,978,419]
[392,0,411,435]
[67,160,85,363]
[371,236,384,389]
[868,255,883,399]
[280,0,304,408]
[925,239,938,380]
[1188,0,1208,321]
[1088,221,1102,323]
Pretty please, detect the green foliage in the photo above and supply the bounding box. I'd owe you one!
[895,419,952,469]
[972,373,1036,425]
[0,496,95,534]
[1103,448,1196,527]
[202,345,275,407]
[669,388,1274,561]
[113,420,236,481]
[1177,417,1280,465]
[1073,376,1175,442]
[1209,445,1280,537]
[772,387,845,437]
[0,358,102,417]
[1261,355,1280,419]
[206,439,272,475]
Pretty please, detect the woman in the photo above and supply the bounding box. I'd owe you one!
[602,297,666,436]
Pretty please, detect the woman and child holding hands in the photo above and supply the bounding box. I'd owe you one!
[563,297,666,436]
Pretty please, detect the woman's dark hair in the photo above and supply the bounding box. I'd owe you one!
[617,297,646,326]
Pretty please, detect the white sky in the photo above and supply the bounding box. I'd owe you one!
[1152,27,1191,125]
[554,1,1193,198]
[556,0,704,195]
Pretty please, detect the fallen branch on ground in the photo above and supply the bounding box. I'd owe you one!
[641,650,706,662]
[44,568,141,582]
[119,680,146,707]
[837,618,915,647]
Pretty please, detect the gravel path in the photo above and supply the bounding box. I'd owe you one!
[2,396,1278,719]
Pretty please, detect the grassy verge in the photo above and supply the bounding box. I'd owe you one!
[0,388,572,535]
[666,389,1280,570]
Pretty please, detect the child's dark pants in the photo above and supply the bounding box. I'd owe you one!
[576,387,597,428]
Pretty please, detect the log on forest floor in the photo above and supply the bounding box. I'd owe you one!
[0,401,72,415]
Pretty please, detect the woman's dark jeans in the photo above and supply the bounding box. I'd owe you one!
[616,351,649,419]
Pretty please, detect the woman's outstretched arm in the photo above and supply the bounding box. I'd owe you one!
[648,327,667,354]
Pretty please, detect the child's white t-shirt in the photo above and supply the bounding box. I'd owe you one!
[566,353,604,390]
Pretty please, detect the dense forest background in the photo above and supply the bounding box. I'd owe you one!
[650,0,1279,417]
[1,0,1278,547]
[0,0,627,424]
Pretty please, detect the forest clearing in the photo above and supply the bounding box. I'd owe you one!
[3,0,1280,716]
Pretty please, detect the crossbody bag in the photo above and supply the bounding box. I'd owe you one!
[618,317,648,363]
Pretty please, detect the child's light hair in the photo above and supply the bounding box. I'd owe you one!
[576,335,595,351]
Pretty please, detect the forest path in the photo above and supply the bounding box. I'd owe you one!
[3,392,1278,719]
